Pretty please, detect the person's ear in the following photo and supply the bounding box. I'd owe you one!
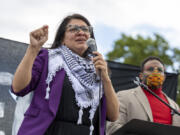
[163,73,166,82]
[139,72,143,81]
[163,67,166,81]
[61,37,65,45]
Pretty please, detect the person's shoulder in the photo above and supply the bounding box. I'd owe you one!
[166,95,180,109]
[34,48,49,62]
[32,48,49,67]
[116,87,139,102]
[117,86,139,95]
[38,47,48,56]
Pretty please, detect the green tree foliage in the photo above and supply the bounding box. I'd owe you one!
[107,33,176,67]
[106,33,180,104]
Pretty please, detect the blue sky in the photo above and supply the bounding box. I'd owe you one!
[94,24,120,57]
[1,0,180,70]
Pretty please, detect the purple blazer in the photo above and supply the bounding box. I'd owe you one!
[11,49,106,135]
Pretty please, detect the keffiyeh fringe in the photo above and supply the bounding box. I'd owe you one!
[45,45,103,135]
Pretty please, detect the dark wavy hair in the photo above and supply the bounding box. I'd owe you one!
[50,13,95,49]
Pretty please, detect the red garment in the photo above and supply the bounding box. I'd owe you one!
[142,87,172,125]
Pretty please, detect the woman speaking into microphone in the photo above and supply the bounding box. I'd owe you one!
[11,13,119,135]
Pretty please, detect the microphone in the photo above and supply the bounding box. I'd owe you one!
[86,38,97,52]
[83,38,97,57]
[86,38,102,135]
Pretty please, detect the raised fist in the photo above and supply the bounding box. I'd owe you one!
[30,25,48,51]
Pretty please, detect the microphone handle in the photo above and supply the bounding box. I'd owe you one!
[98,70,102,135]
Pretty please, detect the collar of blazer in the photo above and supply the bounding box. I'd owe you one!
[133,86,177,122]
[133,86,153,122]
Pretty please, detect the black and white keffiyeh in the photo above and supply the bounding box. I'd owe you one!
[45,45,103,135]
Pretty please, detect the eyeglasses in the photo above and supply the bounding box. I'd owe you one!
[66,25,93,34]
[146,67,164,73]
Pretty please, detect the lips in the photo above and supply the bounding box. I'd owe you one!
[75,39,86,42]
[75,36,86,41]
[75,40,86,45]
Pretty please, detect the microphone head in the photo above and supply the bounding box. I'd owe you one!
[86,38,97,52]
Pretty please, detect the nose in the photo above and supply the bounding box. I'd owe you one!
[153,67,158,72]
[75,30,86,37]
[77,28,85,34]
